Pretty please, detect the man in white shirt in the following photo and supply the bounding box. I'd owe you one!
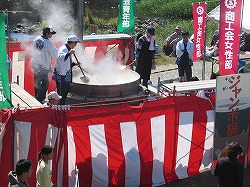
[176,31,194,81]
[52,35,80,105]
[32,26,58,103]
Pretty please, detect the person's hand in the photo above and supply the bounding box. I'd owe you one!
[69,49,75,54]
[74,61,81,66]
[77,61,81,66]
[152,59,155,66]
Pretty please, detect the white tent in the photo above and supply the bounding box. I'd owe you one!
[207,1,250,33]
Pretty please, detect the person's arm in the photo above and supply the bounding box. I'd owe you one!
[166,35,172,45]
[167,33,177,46]
[48,42,58,60]
[36,168,45,186]
[57,47,69,63]
[176,41,183,58]
[187,41,194,55]
[44,167,53,187]
[152,39,156,59]
[135,38,143,60]
[172,35,182,45]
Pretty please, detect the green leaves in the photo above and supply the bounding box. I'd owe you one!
[137,0,219,19]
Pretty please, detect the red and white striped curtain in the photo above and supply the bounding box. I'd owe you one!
[0,108,68,187]
[67,96,215,186]
[4,96,247,186]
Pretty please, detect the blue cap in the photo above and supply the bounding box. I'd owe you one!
[238,60,247,73]
[146,27,155,35]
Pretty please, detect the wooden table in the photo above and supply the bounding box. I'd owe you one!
[11,83,43,109]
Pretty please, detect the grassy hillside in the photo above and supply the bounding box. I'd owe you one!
[136,0,219,19]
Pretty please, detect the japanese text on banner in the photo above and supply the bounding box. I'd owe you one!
[192,3,206,62]
[117,0,135,33]
[226,75,242,137]
[0,13,11,109]
[219,0,243,75]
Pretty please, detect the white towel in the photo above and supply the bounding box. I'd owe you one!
[145,35,155,51]
[149,38,155,51]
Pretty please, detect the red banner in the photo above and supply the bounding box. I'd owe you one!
[192,3,207,62]
[219,0,243,75]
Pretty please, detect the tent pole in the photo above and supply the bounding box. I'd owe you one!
[5,9,14,170]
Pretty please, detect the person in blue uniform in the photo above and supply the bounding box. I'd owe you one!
[135,27,156,88]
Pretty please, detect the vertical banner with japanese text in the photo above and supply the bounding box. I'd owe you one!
[192,3,207,62]
[0,13,11,109]
[219,0,243,75]
[117,0,135,33]
[213,73,250,161]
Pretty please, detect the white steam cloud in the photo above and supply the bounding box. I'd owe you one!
[72,57,139,85]
[28,0,76,42]
[20,0,134,86]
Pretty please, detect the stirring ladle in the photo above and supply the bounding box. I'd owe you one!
[120,60,136,70]
[73,53,90,83]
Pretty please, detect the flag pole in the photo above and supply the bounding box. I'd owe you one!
[133,0,137,62]
[238,0,245,74]
[202,2,208,80]
[3,9,15,170]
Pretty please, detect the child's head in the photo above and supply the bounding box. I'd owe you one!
[16,159,32,178]
[38,145,54,161]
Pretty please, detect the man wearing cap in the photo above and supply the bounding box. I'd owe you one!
[166,26,182,57]
[32,26,58,103]
[176,31,194,81]
[52,35,81,105]
[44,91,61,106]
[135,27,156,88]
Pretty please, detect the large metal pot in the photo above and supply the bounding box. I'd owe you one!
[70,69,140,98]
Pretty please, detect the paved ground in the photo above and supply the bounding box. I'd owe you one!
[150,60,213,86]
[158,167,250,187]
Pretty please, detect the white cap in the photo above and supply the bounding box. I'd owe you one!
[67,35,81,43]
[175,25,181,30]
[47,91,62,100]
[43,26,56,35]
[48,26,56,34]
